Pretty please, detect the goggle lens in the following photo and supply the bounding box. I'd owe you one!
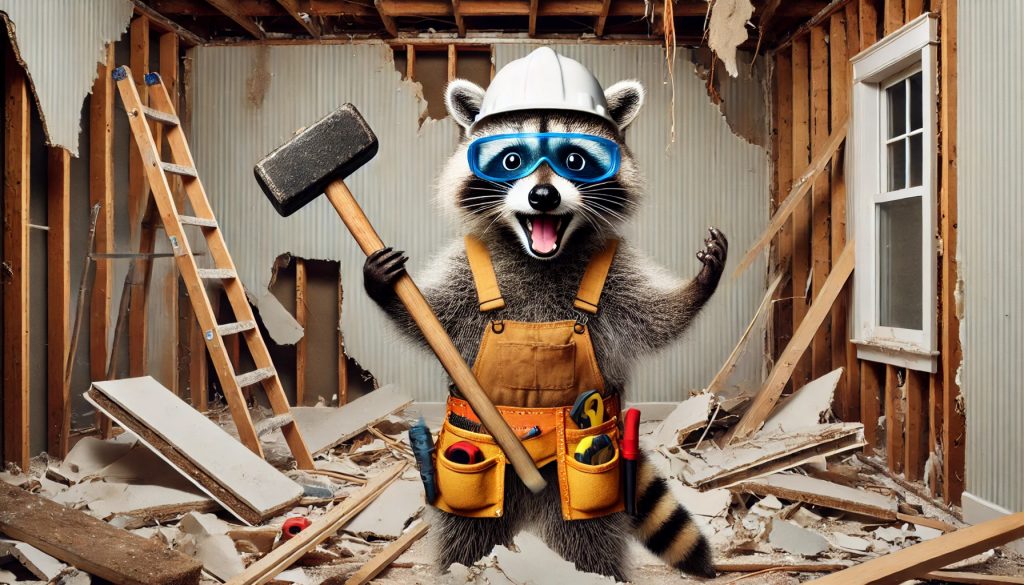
[468,133,621,183]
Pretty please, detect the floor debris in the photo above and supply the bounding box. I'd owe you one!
[291,385,413,455]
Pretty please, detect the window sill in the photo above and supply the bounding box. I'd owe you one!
[852,338,938,373]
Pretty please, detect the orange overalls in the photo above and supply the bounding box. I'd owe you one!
[432,235,625,521]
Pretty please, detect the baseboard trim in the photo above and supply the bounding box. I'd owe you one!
[962,491,1024,554]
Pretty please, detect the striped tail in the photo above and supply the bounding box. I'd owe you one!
[630,456,716,578]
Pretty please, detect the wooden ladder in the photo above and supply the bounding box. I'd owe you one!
[112,65,314,470]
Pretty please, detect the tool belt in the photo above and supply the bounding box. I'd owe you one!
[432,394,625,521]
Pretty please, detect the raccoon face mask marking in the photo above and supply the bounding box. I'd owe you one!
[440,79,646,261]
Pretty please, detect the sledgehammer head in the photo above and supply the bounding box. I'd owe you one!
[255,104,378,217]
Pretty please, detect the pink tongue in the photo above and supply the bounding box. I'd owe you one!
[531,216,558,254]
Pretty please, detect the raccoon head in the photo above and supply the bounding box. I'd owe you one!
[437,79,645,260]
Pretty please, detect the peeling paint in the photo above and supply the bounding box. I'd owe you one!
[689,46,769,148]
[0,0,133,156]
[245,45,271,109]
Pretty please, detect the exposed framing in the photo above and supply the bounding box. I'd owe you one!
[89,44,115,407]
[46,148,71,457]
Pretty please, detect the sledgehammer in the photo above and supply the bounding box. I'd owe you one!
[254,104,547,494]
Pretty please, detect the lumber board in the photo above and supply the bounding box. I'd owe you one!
[0,482,203,585]
[405,44,415,79]
[924,571,1024,584]
[884,0,903,35]
[224,463,407,585]
[708,273,785,394]
[344,521,429,585]
[884,364,904,474]
[732,473,898,520]
[904,369,928,481]
[448,43,457,81]
[723,243,855,445]
[47,147,72,457]
[771,49,794,364]
[128,15,151,379]
[90,43,114,390]
[718,562,848,573]
[338,270,348,405]
[528,0,539,36]
[809,24,831,382]
[595,0,612,36]
[451,0,466,36]
[275,0,322,37]
[295,258,308,405]
[3,47,30,470]
[206,0,266,38]
[804,513,1024,585]
[291,385,413,454]
[159,30,185,399]
[86,377,303,524]
[790,36,812,392]
[859,0,879,48]
[374,0,399,36]
[861,360,883,454]
[130,0,205,45]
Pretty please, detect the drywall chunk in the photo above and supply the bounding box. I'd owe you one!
[46,434,136,484]
[180,512,245,581]
[654,392,715,447]
[0,538,66,581]
[769,519,830,556]
[831,532,871,552]
[344,479,424,539]
[490,532,616,584]
[762,368,842,434]
[291,385,413,454]
[708,0,755,77]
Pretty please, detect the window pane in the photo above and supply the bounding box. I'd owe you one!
[909,133,923,187]
[878,196,923,330]
[887,81,906,138]
[909,71,923,131]
[888,139,907,191]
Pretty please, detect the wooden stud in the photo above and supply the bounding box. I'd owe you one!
[884,364,904,474]
[772,50,794,364]
[338,269,347,405]
[809,25,831,382]
[905,0,925,20]
[46,148,71,457]
[405,44,415,79]
[860,361,882,455]
[275,0,321,38]
[722,243,855,445]
[447,43,457,82]
[846,1,861,54]
[904,368,928,482]
[884,0,904,35]
[451,0,466,36]
[90,44,115,397]
[190,314,208,411]
[130,0,205,45]
[295,258,307,406]
[595,0,612,36]
[128,16,151,379]
[928,372,942,496]
[939,0,964,505]
[859,0,879,49]
[790,37,812,392]
[3,47,30,470]
[528,0,539,36]
[374,0,399,36]
[206,0,266,38]
[160,31,185,399]
[844,0,862,426]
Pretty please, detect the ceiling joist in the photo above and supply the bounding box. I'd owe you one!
[205,0,266,38]
[275,0,322,37]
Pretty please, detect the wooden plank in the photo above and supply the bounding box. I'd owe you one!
[928,372,942,495]
[804,513,1024,585]
[708,273,785,394]
[292,385,412,454]
[338,269,347,405]
[809,25,831,382]
[884,364,904,474]
[924,571,1024,585]
[206,0,266,38]
[87,377,303,524]
[723,242,855,445]
[405,44,415,79]
[224,464,407,585]
[47,148,72,457]
[905,0,925,20]
[884,0,904,35]
[528,0,539,36]
[451,0,466,36]
[3,48,30,471]
[904,368,927,481]
[344,521,429,585]
[790,35,810,394]
[374,0,399,36]
[275,0,322,37]
[189,317,208,411]
[733,118,848,280]
[130,0,205,45]
[595,0,612,36]
[129,16,151,379]
[859,0,879,49]
[160,31,185,400]
[295,258,307,406]
[861,360,883,455]
[90,44,115,406]
[447,43,457,82]
[939,0,964,507]
[731,473,898,520]
[0,482,203,584]
[772,49,794,365]
[718,562,847,573]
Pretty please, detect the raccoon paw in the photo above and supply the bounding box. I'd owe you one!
[363,247,408,303]
[695,227,728,287]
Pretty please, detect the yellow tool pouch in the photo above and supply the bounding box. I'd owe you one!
[433,419,507,518]
[557,413,625,520]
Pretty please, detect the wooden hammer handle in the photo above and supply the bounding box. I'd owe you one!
[324,180,547,494]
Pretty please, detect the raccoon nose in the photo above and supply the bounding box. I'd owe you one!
[528,184,561,212]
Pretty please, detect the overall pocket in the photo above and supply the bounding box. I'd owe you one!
[560,416,625,519]
[434,421,506,517]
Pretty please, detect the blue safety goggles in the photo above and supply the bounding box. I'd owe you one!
[467,132,621,184]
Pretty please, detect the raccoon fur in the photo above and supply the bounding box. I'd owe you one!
[363,76,726,582]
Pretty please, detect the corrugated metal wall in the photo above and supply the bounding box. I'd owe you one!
[959,0,1024,512]
[192,42,768,402]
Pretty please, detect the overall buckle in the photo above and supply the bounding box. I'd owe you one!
[572,310,590,334]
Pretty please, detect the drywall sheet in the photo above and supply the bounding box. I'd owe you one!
[0,0,133,155]
[191,43,768,402]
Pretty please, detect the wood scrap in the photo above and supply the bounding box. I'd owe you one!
[717,562,848,572]
[897,512,958,533]
[924,571,1024,584]
[224,463,408,585]
[344,521,429,585]
[707,272,785,395]
[805,512,1024,585]
[86,377,302,524]
[731,473,898,520]
[291,385,413,454]
[0,482,203,585]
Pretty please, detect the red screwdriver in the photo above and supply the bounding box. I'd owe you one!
[622,408,640,516]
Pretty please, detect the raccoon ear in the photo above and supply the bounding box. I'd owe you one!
[604,80,645,130]
[445,79,487,130]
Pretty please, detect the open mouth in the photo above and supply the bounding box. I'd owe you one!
[517,213,572,257]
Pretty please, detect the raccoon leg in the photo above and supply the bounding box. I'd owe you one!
[631,455,716,578]
[430,508,517,570]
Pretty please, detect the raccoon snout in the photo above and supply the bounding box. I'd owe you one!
[528,184,561,212]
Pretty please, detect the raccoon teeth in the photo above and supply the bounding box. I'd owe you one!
[526,218,533,231]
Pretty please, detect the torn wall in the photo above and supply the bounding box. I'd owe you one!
[0,0,133,156]
[191,43,768,402]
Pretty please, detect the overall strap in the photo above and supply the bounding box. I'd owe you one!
[574,240,619,315]
[464,235,506,313]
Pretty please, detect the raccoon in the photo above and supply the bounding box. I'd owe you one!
[363,72,726,582]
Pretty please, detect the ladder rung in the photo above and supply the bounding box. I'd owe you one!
[142,106,180,126]
[197,268,236,280]
[161,162,198,178]
[235,367,276,388]
[179,215,218,228]
[216,320,256,336]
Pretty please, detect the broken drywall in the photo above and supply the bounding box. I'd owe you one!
[0,0,133,155]
[707,0,755,78]
[690,46,769,147]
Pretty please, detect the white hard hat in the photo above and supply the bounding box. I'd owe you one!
[473,47,614,129]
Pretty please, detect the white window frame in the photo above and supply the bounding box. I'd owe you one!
[850,13,939,373]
